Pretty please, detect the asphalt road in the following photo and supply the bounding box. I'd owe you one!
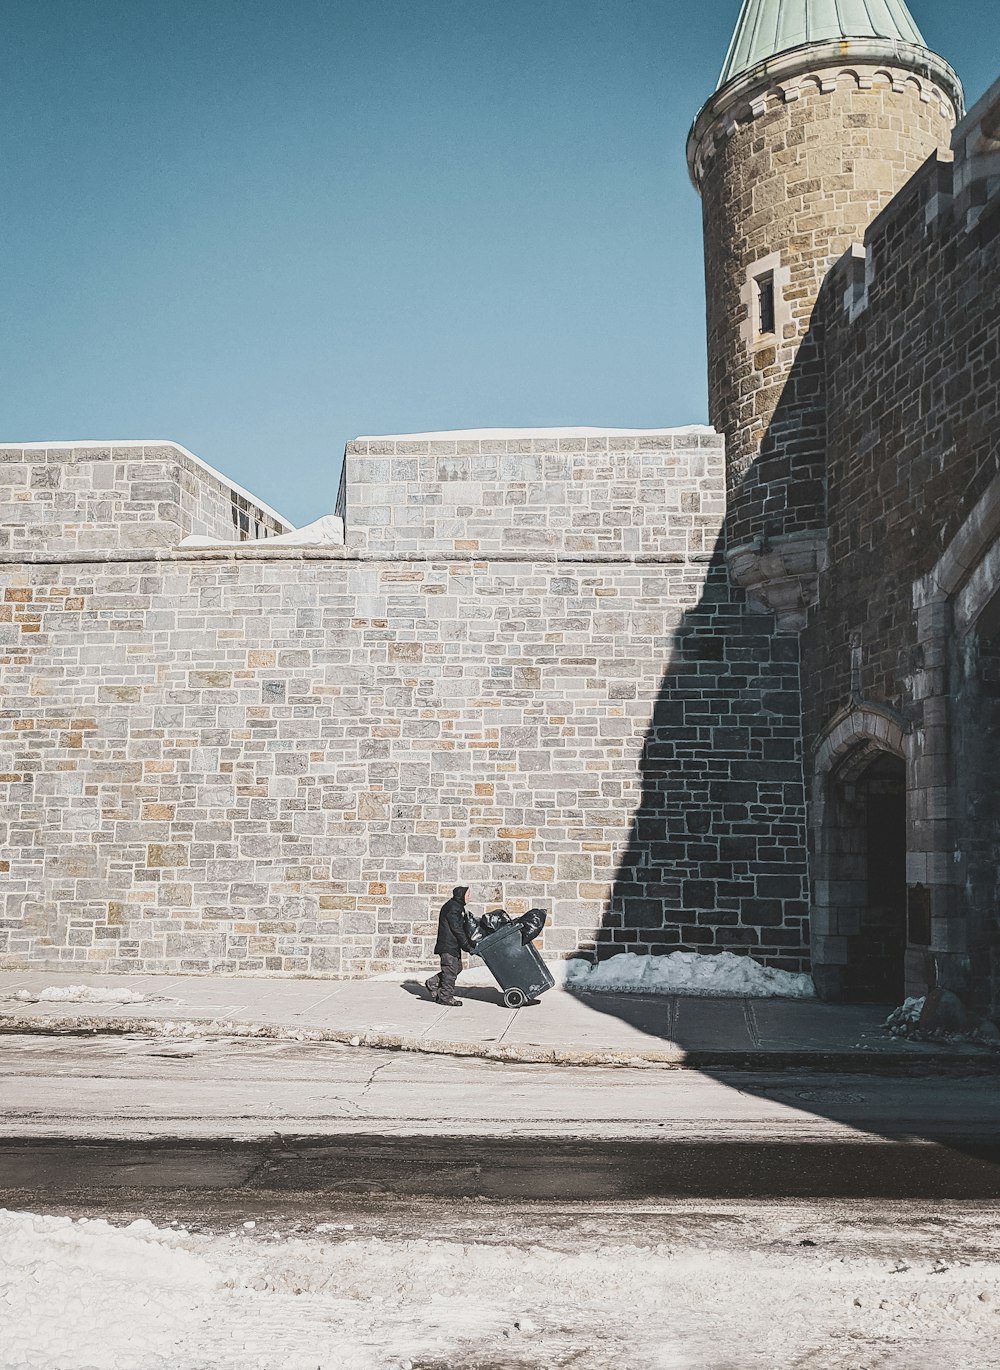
[3,1034,1000,1201]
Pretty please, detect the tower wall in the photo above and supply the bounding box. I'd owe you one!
[693,67,957,551]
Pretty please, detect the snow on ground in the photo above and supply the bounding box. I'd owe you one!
[885,995,1000,1047]
[2,1206,998,1369]
[2,985,163,1006]
[562,950,816,999]
[455,949,815,999]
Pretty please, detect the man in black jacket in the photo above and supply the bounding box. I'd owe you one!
[425,885,478,1006]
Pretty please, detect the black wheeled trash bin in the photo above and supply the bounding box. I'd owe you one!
[475,922,555,1008]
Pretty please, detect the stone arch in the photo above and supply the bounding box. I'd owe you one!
[812,703,907,783]
[811,704,910,1002]
[834,68,863,90]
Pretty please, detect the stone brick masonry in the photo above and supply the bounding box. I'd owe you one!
[693,68,957,550]
[0,430,810,977]
[802,78,1000,1009]
[0,442,291,554]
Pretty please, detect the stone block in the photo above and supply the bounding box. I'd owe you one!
[146,844,188,869]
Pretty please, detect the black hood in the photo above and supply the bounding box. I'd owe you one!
[452,886,469,901]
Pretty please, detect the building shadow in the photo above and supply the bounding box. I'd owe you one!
[559,298,1000,1172]
[592,535,811,974]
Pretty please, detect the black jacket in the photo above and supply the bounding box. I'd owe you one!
[434,887,478,956]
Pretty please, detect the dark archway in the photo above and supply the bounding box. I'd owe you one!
[856,752,907,1002]
[814,747,907,1004]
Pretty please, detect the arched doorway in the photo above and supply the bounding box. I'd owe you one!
[811,708,909,1003]
[854,752,907,1001]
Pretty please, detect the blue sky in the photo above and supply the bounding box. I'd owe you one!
[2,1,996,526]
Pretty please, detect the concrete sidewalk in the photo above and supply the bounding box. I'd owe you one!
[1,967,995,1070]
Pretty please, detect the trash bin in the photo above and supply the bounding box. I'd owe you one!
[475,922,555,1008]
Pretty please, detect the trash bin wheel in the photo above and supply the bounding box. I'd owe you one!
[503,987,527,1009]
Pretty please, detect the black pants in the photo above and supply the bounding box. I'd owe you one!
[426,952,462,1000]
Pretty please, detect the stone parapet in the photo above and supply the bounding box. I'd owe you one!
[0,442,291,553]
[688,39,963,187]
[341,427,725,559]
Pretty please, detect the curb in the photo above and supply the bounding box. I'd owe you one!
[5,1132,1000,1201]
[2,1010,999,1074]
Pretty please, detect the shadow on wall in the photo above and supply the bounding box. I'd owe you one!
[588,534,811,975]
[580,296,830,990]
[561,534,997,1186]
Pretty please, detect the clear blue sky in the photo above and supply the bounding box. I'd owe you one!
[2,1,996,526]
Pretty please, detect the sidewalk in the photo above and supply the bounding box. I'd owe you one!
[1,968,995,1070]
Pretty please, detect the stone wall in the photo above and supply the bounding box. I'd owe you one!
[343,428,722,558]
[0,443,291,553]
[802,77,1000,1009]
[805,105,1000,743]
[692,67,957,550]
[0,428,811,977]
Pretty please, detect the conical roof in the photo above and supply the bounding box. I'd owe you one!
[718,0,928,89]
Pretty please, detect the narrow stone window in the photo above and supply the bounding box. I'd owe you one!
[740,253,789,351]
[757,273,776,336]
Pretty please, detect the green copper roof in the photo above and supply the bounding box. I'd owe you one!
[718,0,928,88]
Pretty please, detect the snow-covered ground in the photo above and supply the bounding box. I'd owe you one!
[3,1204,998,1369]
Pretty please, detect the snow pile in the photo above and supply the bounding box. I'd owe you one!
[564,950,816,999]
[885,995,926,1036]
[0,1210,220,1369]
[4,985,158,1006]
[885,993,1000,1048]
[417,949,815,998]
[179,514,344,548]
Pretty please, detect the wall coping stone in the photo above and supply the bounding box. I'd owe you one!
[0,547,710,568]
[1,440,294,532]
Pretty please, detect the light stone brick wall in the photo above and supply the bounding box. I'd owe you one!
[343,429,723,557]
[0,550,703,975]
[0,429,812,978]
[0,443,291,554]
